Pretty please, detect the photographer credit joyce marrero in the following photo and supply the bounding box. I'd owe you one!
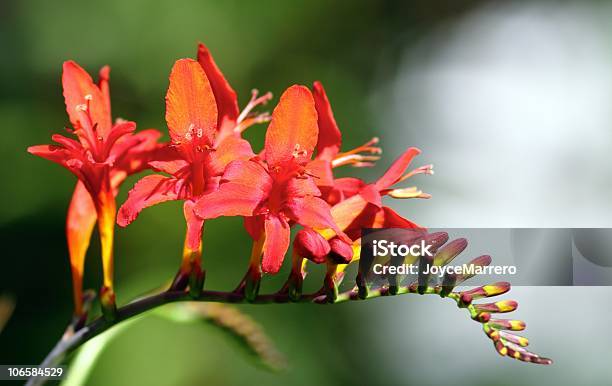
[370,239,517,277]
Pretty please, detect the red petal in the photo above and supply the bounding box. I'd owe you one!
[284,196,336,230]
[98,66,111,117]
[111,129,163,181]
[313,81,341,160]
[117,175,180,226]
[286,175,321,198]
[166,59,218,144]
[334,177,365,197]
[306,159,334,187]
[28,144,74,167]
[374,147,421,190]
[244,215,264,241]
[359,184,383,208]
[184,200,204,251]
[66,181,97,314]
[147,145,189,176]
[197,43,239,133]
[262,214,290,273]
[195,160,271,219]
[208,136,254,175]
[62,61,112,136]
[372,206,422,229]
[264,85,318,166]
[293,228,330,264]
[330,194,370,231]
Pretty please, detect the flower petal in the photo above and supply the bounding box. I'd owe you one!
[262,214,291,273]
[208,136,254,175]
[313,81,341,161]
[111,129,163,181]
[117,175,181,226]
[374,147,421,190]
[371,206,422,229]
[147,145,189,176]
[62,61,112,136]
[166,59,218,144]
[98,65,111,116]
[66,181,97,314]
[244,215,264,241]
[284,196,336,230]
[195,160,271,219]
[184,200,205,251]
[333,177,365,197]
[286,176,321,198]
[264,85,318,166]
[28,144,73,167]
[306,159,334,187]
[330,194,370,231]
[197,42,239,133]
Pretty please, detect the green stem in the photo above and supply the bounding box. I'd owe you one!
[26,284,461,386]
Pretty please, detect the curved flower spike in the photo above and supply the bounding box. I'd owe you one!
[28,62,162,317]
[406,236,551,364]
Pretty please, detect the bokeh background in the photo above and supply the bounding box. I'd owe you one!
[1,1,611,385]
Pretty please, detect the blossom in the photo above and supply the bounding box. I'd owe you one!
[118,45,270,291]
[28,61,161,316]
[196,85,347,276]
[307,81,382,204]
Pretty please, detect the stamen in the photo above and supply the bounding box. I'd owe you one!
[398,164,434,183]
[332,137,382,168]
[292,143,308,158]
[331,154,381,168]
[386,187,431,199]
[237,89,273,124]
[234,112,271,134]
[84,94,93,101]
[75,104,87,112]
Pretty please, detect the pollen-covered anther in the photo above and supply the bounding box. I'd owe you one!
[84,94,93,101]
[292,143,308,158]
[75,104,88,112]
[397,164,434,184]
[386,187,431,199]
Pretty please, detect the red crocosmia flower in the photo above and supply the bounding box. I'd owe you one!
[330,147,433,239]
[307,81,382,205]
[196,85,347,275]
[118,54,266,289]
[28,61,161,316]
[295,147,433,272]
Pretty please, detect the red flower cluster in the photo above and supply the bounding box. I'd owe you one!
[29,43,432,314]
[28,43,554,366]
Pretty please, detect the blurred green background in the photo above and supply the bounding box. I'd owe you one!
[1,1,611,385]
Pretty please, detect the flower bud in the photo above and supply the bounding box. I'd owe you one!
[293,229,330,264]
[328,238,353,264]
